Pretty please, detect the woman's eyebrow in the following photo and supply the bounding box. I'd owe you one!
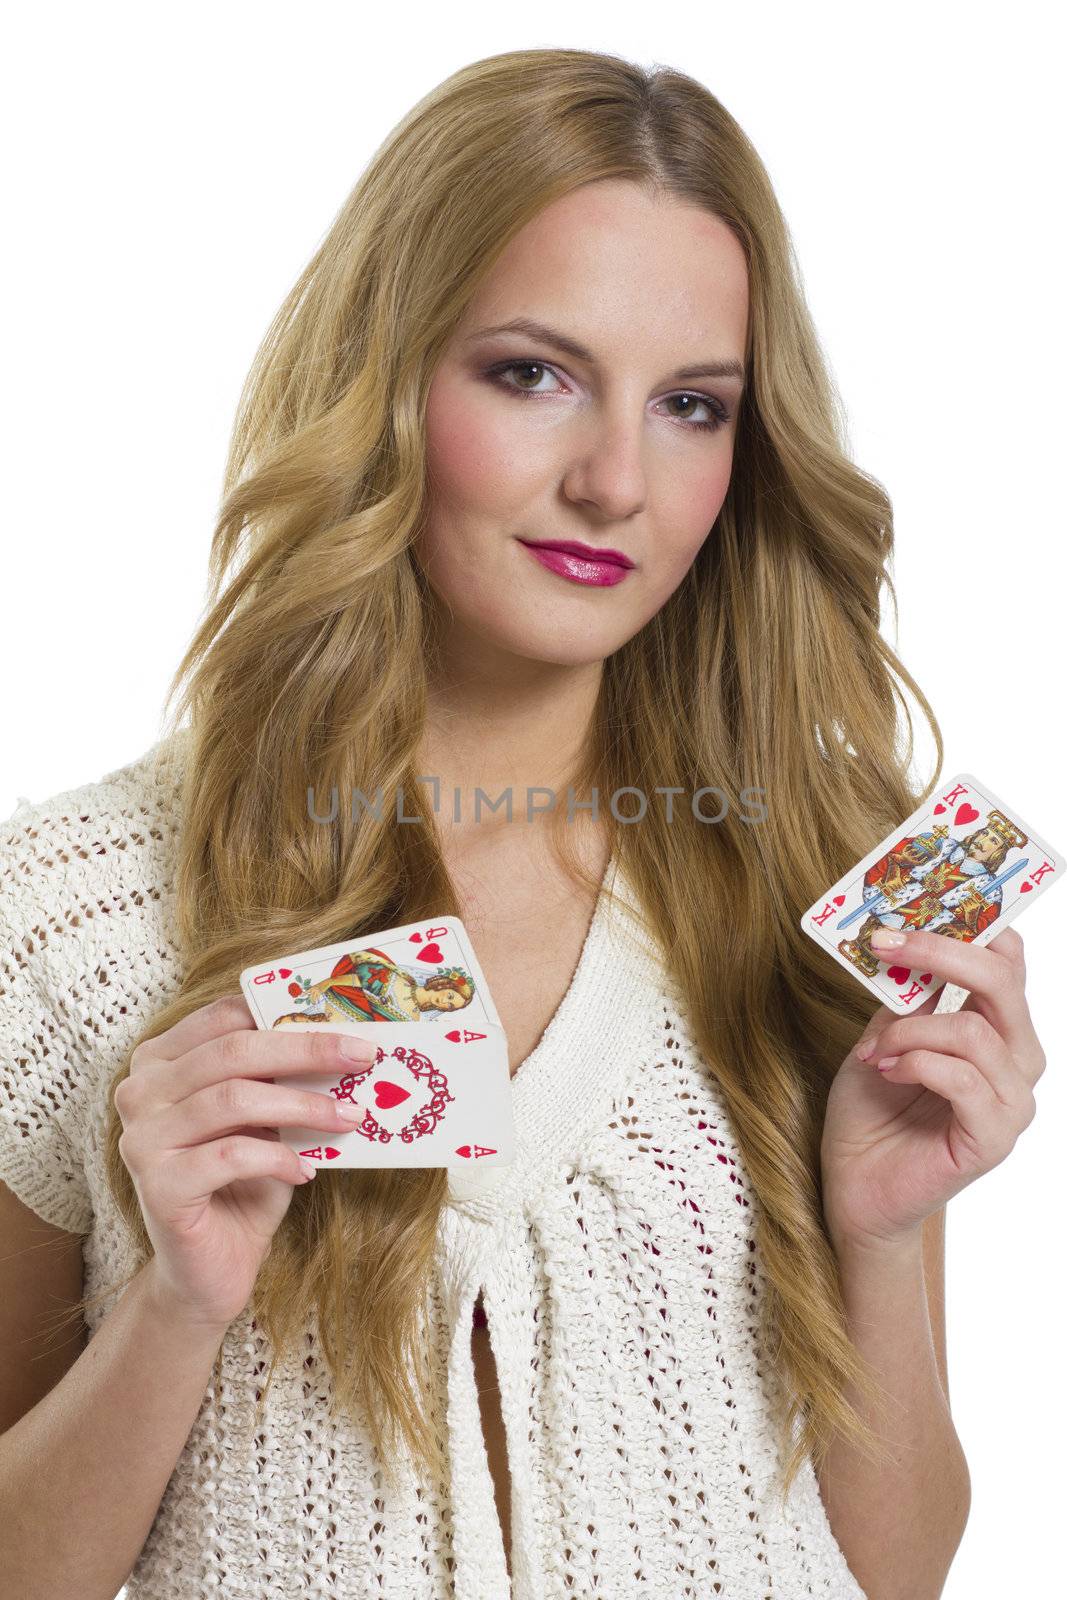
[463,315,746,387]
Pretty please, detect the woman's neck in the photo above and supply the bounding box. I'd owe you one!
[417,656,604,826]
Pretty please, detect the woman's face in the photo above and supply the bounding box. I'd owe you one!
[417,178,749,669]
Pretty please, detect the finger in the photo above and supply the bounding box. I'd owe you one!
[131,994,257,1067]
[869,925,1024,1012]
[130,1026,376,1110]
[147,1134,313,1211]
[149,1077,366,1153]
[967,928,1046,1084]
[854,985,946,1061]
[871,925,1043,1067]
[875,1046,1035,1169]
[868,1011,1028,1107]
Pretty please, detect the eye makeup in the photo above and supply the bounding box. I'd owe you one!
[482,358,732,433]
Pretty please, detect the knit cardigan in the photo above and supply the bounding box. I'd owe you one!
[0,731,967,1598]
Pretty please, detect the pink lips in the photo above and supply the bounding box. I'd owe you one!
[517,539,634,587]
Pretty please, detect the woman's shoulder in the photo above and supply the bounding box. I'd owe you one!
[0,729,191,1232]
[0,725,191,942]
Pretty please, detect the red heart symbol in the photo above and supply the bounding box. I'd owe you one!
[1021,881,1032,892]
[919,972,932,984]
[954,802,979,825]
[279,968,292,978]
[419,943,443,964]
[408,932,422,943]
[833,895,845,907]
[934,803,946,814]
[886,965,911,985]
[374,1079,411,1110]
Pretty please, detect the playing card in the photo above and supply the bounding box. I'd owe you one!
[239,915,513,1169]
[264,1019,514,1170]
[240,913,501,1032]
[800,772,1062,1014]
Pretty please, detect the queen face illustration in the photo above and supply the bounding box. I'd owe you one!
[270,946,476,1027]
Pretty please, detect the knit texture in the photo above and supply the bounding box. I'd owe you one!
[0,731,968,1598]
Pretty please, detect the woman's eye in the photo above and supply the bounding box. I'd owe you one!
[660,393,730,432]
[485,359,730,433]
[488,360,562,396]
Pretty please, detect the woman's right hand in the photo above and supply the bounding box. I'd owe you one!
[114,994,373,1332]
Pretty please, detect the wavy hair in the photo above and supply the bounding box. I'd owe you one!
[64,46,944,1509]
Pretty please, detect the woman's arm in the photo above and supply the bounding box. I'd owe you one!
[0,1259,228,1600]
[815,923,1048,1597]
[815,1223,971,1600]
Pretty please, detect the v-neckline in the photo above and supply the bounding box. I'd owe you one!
[506,847,618,1094]
[445,851,663,1211]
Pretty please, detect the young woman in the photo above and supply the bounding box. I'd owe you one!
[0,46,1045,1600]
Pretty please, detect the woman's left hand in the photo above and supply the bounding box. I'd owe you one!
[820,925,1047,1252]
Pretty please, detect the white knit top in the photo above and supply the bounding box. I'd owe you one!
[0,730,967,1597]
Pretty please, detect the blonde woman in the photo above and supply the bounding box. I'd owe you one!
[0,47,1044,1600]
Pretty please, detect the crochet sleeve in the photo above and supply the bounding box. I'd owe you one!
[0,801,95,1234]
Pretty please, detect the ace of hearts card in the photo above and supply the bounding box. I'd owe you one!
[239,913,514,1170]
[800,771,1062,1014]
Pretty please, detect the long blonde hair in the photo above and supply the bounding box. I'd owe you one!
[66,46,944,1508]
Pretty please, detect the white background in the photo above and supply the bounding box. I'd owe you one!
[3,5,1063,1595]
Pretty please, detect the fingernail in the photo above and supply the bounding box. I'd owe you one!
[876,1055,901,1071]
[336,1100,363,1121]
[856,1038,878,1061]
[299,1158,318,1178]
[338,1035,374,1060]
[871,929,907,949]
